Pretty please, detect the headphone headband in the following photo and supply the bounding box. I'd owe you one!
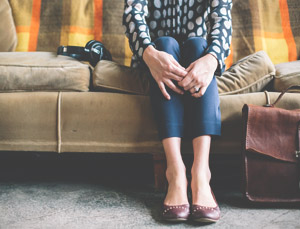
[57,40,112,66]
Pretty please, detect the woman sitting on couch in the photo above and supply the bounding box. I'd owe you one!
[123,0,232,223]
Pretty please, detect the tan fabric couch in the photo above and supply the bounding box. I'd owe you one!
[1,0,300,190]
[1,91,300,155]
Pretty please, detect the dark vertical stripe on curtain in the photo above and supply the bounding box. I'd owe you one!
[231,0,255,62]
[286,0,300,59]
[37,0,63,51]
[102,0,125,64]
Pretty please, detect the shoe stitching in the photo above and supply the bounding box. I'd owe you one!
[162,205,189,215]
[192,205,219,210]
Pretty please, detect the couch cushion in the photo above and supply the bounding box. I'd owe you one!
[0,92,162,153]
[1,91,300,155]
[0,0,17,52]
[274,60,300,93]
[218,51,275,95]
[93,51,275,96]
[0,52,90,92]
[93,60,150,95]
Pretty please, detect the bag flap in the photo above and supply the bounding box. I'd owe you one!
[243,104,300,163]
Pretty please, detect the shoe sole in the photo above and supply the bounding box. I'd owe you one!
[164,218,188,222]
[193,218,219,223]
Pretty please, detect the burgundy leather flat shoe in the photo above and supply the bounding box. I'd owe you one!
[162,204,190,221]
[191,190,220,223]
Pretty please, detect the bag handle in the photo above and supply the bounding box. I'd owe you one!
[271,85,300,107]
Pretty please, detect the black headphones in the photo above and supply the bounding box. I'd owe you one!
[57,40,112,67]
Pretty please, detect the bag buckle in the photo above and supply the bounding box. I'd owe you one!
[296,151,300,158]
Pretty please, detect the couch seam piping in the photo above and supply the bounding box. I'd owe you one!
[57,92,62,153]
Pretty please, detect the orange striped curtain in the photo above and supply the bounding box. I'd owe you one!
[225,0,299,69]
[9,0,103,52]
[8,0,300,67]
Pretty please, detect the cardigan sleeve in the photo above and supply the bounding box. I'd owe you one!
[123,0,154,60]
[205,0,232,75]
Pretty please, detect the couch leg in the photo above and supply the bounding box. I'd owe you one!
[152,153,167,192]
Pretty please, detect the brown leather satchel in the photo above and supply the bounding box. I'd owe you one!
[242,85,300,202]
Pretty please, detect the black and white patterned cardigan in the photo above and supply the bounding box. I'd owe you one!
[123,0,232,76]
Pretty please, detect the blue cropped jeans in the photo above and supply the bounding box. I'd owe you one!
[146,36,221,141]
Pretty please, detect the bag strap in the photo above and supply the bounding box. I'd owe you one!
[297,121,300,160]
[272,85,300,107]
[263,90,272,107]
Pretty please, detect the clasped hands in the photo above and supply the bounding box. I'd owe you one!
[143,45,218,100]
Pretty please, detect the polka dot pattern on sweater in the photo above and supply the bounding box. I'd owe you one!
[123,0,232,76]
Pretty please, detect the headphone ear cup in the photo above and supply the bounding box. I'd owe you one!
[84,40,97,63]
[84,40,112,66]
[89,42,103,67]
[85,40,97,51]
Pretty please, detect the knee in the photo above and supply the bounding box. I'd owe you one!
[154,36,180,53]
[183,37,208,55]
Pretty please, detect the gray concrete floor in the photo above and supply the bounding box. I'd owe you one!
[0,152,299,229]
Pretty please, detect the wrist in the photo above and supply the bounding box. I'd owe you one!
[206,53,218,71]
[143,45,156,58]
[143,45,157,64]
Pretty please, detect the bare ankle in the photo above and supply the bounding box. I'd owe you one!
[166,164,187,184]
[191,166,211,183]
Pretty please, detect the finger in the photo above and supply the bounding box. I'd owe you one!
[164,79,184,95]
[199,86,207,96]
[178,71,194,88]
[166,72,184,82]
[171,58,186,71]
[188,82,199,94]
[185,62,194,72]
[185,80,200,92]
[192,86,207,98]
[170,64,188,77]
[158,81,171,100]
